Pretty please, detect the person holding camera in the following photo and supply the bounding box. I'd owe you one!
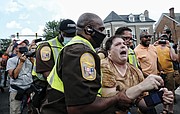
[154,34,178,114]
[6,42,33,114]
[101,35,174,114]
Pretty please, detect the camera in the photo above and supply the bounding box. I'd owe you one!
[158,34,168,44]
[34,38,42,43]
[19,47,35,57]
[158,39,166,44]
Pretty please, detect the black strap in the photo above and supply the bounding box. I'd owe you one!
[11,84,24,91]
[12,58,20,80]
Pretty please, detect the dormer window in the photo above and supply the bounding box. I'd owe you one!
[128,14,134,22]
[139,14,145,21]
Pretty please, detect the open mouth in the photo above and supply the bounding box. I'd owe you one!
[120,51,127,55]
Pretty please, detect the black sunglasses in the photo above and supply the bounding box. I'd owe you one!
[143,35,152,38]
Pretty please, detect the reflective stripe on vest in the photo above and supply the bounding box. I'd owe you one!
[128,48,139,68]
[47,36,101,96]
[32,37,63,81]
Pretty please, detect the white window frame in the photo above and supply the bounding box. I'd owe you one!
[139,27,149,33]
[128,14,135,22]
[106,28,111,37]
[139,14,145,21]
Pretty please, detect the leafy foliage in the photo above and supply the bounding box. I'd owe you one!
[0,39,11,53]
[43,20,60,40]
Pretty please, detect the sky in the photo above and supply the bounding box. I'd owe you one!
[0,0,180,42]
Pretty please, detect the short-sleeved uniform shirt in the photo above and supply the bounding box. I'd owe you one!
[57,43,101,106]
[36,43,54,73]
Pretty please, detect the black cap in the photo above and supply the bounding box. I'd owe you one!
[59,19,76,34]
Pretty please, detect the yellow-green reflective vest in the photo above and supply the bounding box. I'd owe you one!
[47,36,101,96]
[128,48,139,68]
[32,37,63,81]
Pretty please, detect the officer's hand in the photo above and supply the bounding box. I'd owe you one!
[19,54,27,63]
[138,75,164,92]
[116,91,132,109]
[160,88,174,105]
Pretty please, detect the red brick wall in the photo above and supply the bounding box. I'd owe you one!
[155,16,180,44]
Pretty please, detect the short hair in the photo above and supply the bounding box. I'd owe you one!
[105,35,120,51]
[139,31,152,39]
[77,13,102,28]
[115,27,132,35]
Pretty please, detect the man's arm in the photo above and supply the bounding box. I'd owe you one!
[8,56,26,79]
[67,91,132,114]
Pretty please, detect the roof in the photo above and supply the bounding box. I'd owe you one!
[103,11,156,23]
[103,11,125,23]
[154,13,180,30]
[164,13,180,23]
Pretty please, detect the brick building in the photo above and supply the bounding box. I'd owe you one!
[154,7,180,44]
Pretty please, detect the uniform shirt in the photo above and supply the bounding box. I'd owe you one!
[156,45,174,73]
[134,44,158,77]
[36,42,54,73]
[6,56,33,92]
[57,43,101,106]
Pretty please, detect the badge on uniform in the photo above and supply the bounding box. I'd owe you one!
[80,53,96,81]
[40,46,51,61]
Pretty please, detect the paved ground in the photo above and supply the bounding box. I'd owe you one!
[0,87,180,114]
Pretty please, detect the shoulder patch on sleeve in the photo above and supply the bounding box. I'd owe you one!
[40,46,51,61]
[80,52,96,81]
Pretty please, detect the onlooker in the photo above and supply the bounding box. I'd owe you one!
[0,52,5,93]
[134,31,163,114]
[6,39,19,58]
[154,35,177,113]
[1,53,9,87]
[6,43,34,114]
[134,31,160,77]
[101,35,174,114]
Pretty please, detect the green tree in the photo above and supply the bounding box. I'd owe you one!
[0,39,11,53]
[43,20,60,40]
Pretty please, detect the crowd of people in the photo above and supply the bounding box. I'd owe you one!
[0,12,179,114]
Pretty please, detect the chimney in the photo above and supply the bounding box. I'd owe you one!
[144,10,149,18]
[169,7,175,19]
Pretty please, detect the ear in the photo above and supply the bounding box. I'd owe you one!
[84,25,94,35]
[108,50,111,56]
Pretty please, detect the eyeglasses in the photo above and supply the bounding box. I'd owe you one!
[143,35,152,38]
[121,36,132,41]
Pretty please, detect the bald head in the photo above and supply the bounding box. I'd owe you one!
[77,13,104,28]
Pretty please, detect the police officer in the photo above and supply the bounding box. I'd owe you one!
[31,19,76,110]
[34,19,76,80]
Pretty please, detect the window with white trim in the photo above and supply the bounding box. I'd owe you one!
[128,14,135,22]
[139,27,149,33]
[106,29,111,37]
[139,14,145,21]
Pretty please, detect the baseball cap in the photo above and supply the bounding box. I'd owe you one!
[59,19,76,34]
[19,39,29,45]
